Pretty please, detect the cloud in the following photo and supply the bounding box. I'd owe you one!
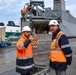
[66,0,76,17]
[44,0,53,8]
[0,0,76,25]
[0,0,25,24]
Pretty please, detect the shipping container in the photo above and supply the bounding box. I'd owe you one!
[0,26,6,41]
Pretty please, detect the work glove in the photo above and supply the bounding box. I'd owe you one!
[66,56,72,65]
[24,39,31,48]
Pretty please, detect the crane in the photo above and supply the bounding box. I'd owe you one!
[21,3,32,16]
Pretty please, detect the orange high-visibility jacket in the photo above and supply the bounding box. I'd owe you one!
[16,34,34,74]
[50,31,67,62]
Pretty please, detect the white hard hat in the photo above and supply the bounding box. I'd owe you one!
[49,20,59,26]
[22,26,31,32]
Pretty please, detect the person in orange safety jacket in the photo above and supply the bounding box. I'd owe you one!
[21,5,31,16]
[33,36,38,49]
[49,20,72,75]
[16,26,34,75]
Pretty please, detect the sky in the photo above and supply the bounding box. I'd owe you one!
[0,0,76,25]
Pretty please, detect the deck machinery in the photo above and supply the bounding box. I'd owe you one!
[21,0,60,34]
[21,0,76,37]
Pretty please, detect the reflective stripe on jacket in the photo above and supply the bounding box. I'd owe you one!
[16,34,34,74]
[50,31,67,62]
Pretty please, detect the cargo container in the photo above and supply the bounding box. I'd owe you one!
[0,26,6,41]
[0,26,11,47]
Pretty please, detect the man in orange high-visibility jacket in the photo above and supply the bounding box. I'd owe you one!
[16,26,34,75]
[49,20,72,75]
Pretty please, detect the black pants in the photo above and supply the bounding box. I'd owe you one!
[55,69,66,75]
[21,74,30,75]
[21,72,30,75]
[21,73,30,75]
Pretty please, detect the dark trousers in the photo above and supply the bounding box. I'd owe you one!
[21,73,30,75]
[55,69,66,75]
[21,74,30,75]
[21,72,30,75]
